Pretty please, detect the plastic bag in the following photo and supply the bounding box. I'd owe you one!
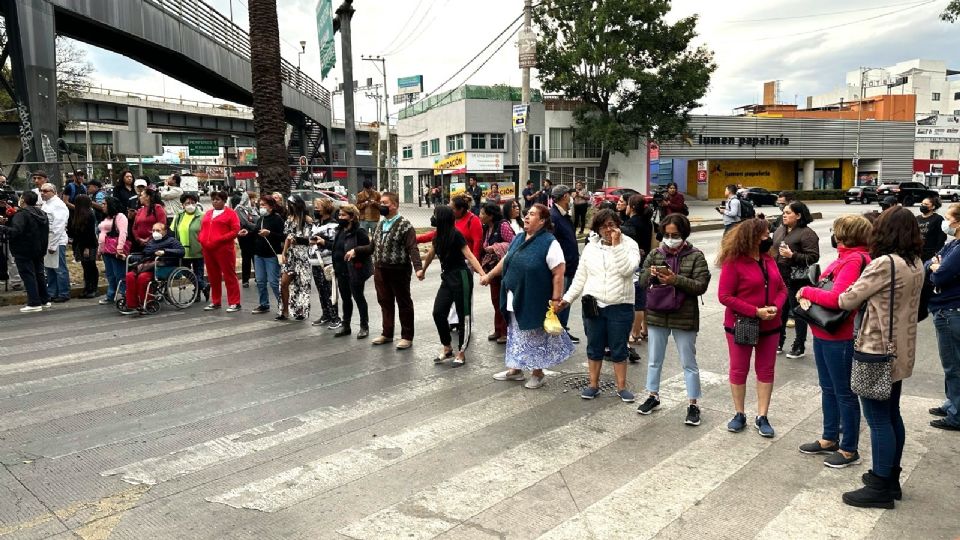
[543,304,564,336]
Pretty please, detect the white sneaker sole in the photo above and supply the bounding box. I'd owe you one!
[636,403,660,415]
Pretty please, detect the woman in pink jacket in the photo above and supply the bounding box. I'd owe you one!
[796,215,873,469]
[717,218,787,438]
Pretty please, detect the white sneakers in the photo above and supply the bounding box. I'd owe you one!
[524,375,546,389]
[20,305,42,313]
[492,370,547,389]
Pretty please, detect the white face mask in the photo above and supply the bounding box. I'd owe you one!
[259,208,269,217]
[943,220,958,237]
[663,237,683,249]
[151,231,163,241]
[184,204,197,214]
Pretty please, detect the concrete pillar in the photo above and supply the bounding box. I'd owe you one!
[802,159,815,190]
[3,0,61,183]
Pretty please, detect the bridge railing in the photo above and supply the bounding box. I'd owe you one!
[149,0,331,109]
[73,85,255,114]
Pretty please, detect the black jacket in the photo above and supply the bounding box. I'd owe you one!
[254,212,285,258]
[332,224,372,284]
[68,209,99,257]
[550,205,579,277]
[2,207,49,258]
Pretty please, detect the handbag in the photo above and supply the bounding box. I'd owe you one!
[730,258,770,346]
[793,255,866,333]
[789,263,821,286]
[851,256,896,401]
[646,249,688,313]
[543,305,564,336]
[102,217,132,255]
[581,295,600,318]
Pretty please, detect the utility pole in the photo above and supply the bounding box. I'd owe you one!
[335,1,358,195]
[365,88,383,187]
[854,66,864,187]
[363,56,391,192]
[517,0,535,191]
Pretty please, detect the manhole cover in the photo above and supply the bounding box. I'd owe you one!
[556,372,620,397]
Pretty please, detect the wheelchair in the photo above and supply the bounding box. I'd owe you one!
[115,253,199,314]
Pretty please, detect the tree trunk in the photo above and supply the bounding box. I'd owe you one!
[247,0,289,196]
[598,148,610,187]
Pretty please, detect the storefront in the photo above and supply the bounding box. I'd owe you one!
[432,151,516,202]
[656,115,914,199]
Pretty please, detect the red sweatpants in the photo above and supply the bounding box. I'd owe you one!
[726,332,778,385]
[203,247,240,306]
[125,271,154,309]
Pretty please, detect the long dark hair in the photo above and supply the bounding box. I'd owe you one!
[786,200,813,227]
[432,205,459,257]
[481,203,503,235]
[502,199,522,230]
[104,196,124,218]
[70,194,93,232]
[870,207,922,263]
[286,195,309,227]
[142,189,161,218]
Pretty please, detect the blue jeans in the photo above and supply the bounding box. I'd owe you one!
[933,309,960,427]
[583,303,633,362]
[361,220,378,235]
[45,245,70,299]
[813,337,861,452]
[254,255,281,308]
[102,254,125,300]
[860,380,905,478]
[645,325,702,399]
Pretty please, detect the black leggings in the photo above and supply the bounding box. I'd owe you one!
[573,203,589,233]
[80,259,99,293]
[780,283,809,349]
[311,265,337,321]
[433,269,473,352]
[239,239,256,282]
[336,272,368,327]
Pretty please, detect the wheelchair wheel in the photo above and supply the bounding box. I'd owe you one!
[114,283,128,312]
[165,267,198,309]
[144,299,161,314]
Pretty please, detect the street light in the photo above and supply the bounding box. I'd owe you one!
[297,40,306,70]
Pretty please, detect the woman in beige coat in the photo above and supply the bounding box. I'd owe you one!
[837,207,924,509]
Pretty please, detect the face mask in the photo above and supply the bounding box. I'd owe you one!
[942,221,957,236]
[830,235,838,249]
[919,205,931,214]
[151,231,163,241]
[430,216,438,227]
[663,237,682,249]
[759,238,774,253]
[259,208,268,217]
[777,203,786,211]
[184,204,196,214]
[379,205,390,217]
[336,218,349,228]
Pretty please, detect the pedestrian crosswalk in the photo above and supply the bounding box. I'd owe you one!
[0,277,953,539]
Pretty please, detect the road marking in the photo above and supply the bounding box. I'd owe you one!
[537,382,822,540]
[754,395,939,539]
[0,316,201,357]
[338,371,724,540]
[209,388,554,512]
[0,485,148,539]
[0,310,182,344]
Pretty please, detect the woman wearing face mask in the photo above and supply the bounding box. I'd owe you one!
[172,193,208,302]
[329,204,371,338]
[245,196,285,314]
[308,198,341,328]
[636,214,711,425]
[927,203,960,433]
[772,200,820,359]
[198,190,242,312]
[916,196,946,262]
[717,218,788,438]
[119,222,184,315]
[276,195,313,321]
[235,191,260,288]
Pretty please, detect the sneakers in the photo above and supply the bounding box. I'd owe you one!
[524,375,546,389]
[799,440,839,455]
[616,389,636,403]
[824,451,861,469]
[636,395,661,415]
[785,347,806,359]
[312,316,333,327]
[251,305,270,314]
[580,386,601,400]
[357,326,369,339]
[685,404,701,426]
[226,304,242,313]
[776,346,784,355]
[727,412,747,432]
[19,305,42,313]
[493,370,525,381]
[627,346,641,363]
[929,406,948,417]
[203,304,221,311]
[567,332,580,344]
[98,297,112,305]
[328,320,345,330]
[755,415,775,438]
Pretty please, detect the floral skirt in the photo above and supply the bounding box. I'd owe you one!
[280,246,312,318]
[505,313,574,371]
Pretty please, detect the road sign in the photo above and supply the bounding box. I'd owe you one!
[697,170,707,182]
[397,75,423,95]
[512,104,529,133]
[697,160,708,171]
[188,139,219,157]
[315,0,336,80]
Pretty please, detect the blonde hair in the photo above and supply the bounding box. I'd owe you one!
[945,202,960,222]
[339,203,360,221]
[315,197,335,216]
[832,214,872,248]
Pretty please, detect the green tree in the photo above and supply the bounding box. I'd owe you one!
[246,0,290,196]
[943,0,960,22]
[534,0,715,181]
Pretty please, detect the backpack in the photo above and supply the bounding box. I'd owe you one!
[738,197,756,219]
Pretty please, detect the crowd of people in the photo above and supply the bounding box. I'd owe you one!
[2,172,959,511]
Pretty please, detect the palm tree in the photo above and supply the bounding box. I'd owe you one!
[247,0,289,195]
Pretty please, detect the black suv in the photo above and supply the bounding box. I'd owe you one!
[844,186,877,204]
[876,181,939,207]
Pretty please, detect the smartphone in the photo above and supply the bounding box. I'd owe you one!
[651,265,665,273]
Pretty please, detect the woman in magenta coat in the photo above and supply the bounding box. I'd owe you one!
[717,218,788,438]
[198,190,241,311]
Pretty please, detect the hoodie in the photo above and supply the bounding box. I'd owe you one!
[1,206,49,258]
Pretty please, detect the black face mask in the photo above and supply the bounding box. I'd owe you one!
[336,219,349,228]
[379,205,390,217]
[759,238,774,254]
[830,235,838,249]
[919,205,932,214]
[430,216,438,227]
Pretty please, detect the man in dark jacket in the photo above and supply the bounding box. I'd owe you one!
[549,184,580,343]
[466,178,484,215]
[0,191,50,312]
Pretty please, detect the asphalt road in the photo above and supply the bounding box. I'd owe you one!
[0,204,957,539]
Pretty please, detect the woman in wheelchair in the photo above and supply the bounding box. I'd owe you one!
[120,222,185,315]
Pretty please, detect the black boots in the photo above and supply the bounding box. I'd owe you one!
[860,466,902,500]
[843,470,896,509]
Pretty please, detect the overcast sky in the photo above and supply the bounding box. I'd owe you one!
[77,0,960,123]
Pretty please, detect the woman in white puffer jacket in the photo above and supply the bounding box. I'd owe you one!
[557,208,641,403]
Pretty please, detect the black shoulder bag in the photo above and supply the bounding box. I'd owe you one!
[733,259,768,346]
[850,256,895,401]
[793,254,866,333]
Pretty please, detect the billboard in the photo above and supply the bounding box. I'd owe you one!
[316,0,336,80]
[397,75,424,95]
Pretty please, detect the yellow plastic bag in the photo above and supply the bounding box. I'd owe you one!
[543,304,564,336]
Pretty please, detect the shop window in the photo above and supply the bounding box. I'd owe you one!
[955,92,960,100]
[446,134,463,152]
[932,92,941,102]
[930,149,945,159]
[549,128,601,159]
[490,133,505,150]
[430,138,440,155]
[402,145,413,160]
[420,141,428,157]
[470,134,486,149]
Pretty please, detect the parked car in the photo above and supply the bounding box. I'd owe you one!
[592,187,654,207]
[290,189,344,209]
[844,185,878,204]
[876,181,939,206]
[938,184,960,202]
[740,187,778,207]
[320,190,349,202]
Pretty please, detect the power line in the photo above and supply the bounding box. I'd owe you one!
[722,0,932,23]
[383,0,450,56]
[378,0,429,55]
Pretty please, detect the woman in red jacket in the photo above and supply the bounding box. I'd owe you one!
[796,215,872,468]
[199,190,241,312]
[717,218,787,438]
[131,189,166,251]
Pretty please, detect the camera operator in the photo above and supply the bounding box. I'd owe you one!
[0,191,50,312]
